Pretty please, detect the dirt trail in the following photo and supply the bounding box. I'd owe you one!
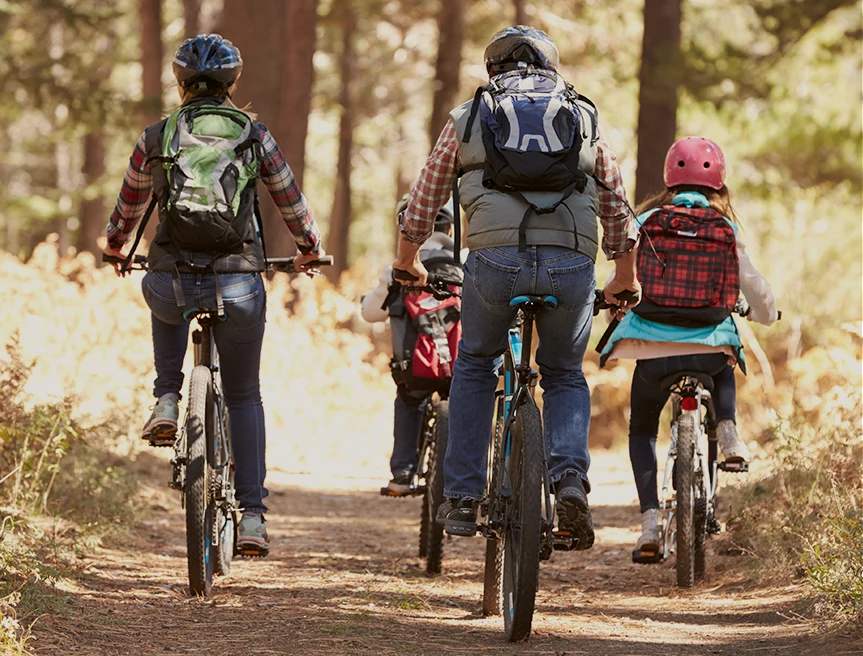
[33,453,852,656]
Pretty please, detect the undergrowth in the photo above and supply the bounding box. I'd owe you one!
[728,359,863,631]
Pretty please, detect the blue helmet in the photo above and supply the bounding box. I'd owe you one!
[484,26,559,73]
[172,34,243,89]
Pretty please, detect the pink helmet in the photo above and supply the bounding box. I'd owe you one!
[663,137,726,190]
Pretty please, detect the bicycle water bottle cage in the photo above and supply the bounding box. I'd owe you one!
[660,371,715,393]
[509,295,559,312]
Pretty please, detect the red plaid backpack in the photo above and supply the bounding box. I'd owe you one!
[633,205,740,327]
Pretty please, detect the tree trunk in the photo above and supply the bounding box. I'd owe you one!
[140,0,163,127]
[78,132,106,257]
[219,0,318,258]
[183,0,200,39]
[634,0,682,204]
[325,2,357,283]
[428,0,465,148]
[514,0,527,24]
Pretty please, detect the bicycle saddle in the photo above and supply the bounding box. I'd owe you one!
[509,295,559,311]
[660,370,715,392]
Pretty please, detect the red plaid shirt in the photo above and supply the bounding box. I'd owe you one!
[106,124,321,254]
[400,119,638,259]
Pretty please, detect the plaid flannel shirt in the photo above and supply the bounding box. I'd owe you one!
[400,119,638,260]
[106,123,321,254]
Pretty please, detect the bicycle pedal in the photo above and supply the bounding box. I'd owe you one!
[632,548,664,564]
[552,529,577,551]
[167,481,182,491]
[379,486,425,498]
[237,546,269,558]
[149,437,176,448]
[718,461,749,473]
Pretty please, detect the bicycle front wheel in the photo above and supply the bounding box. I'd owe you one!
[502,399,543,642]
[675,412,697,588]
[186,365,216,596]
[425,399,448,575]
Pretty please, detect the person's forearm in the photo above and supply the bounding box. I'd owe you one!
[394,236,422,270]
[613,249,638,286]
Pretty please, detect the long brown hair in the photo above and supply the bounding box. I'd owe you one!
[636,185,739,224]
[168,81,257,121]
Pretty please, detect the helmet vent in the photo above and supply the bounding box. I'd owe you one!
[703,162,710,168]
[678,161,685,167]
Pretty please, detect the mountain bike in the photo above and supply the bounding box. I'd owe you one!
[602,296,777,587]
[379,274,463,575]
[103,253,331,596]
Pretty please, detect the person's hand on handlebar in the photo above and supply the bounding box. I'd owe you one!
[294,248,328,277]
[102,244,129,278]
[603,276,641,319]
[393,236,428,288]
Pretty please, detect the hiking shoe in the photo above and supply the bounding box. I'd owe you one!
[142,393,179,444]
[386,473,414,496]
[635,509,661,552]
[436,497,478,536]
[236,512,269,557]
[716,419,751,463]
[555,474,595,551]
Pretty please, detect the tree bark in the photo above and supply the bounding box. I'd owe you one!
[78,132,106,256]
[140,0,163,127]
[219,0,318,258]
[428,0,465,148]
[182,0,200,39]
[325,2,357,283]
[514,0,527,24]
[634,0,682,204]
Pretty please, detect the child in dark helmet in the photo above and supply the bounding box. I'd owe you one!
[103,34,326,556]
[362,197,464,494]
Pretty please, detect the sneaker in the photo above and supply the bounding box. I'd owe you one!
[635,509,661,551]
[716,419,751,463]
[555,474,595,551]
[436,497,478,536]
[386,473,414,495]
[236,512,269,557]
[142,393,179,444]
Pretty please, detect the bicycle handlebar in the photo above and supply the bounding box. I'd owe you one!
[392,268,463,300]
[592,289,640,317]
[102,253,148,270]
[266,255,334,273]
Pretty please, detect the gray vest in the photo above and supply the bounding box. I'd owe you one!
[450,91,601,261]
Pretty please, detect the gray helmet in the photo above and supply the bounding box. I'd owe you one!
[484,25,559,73]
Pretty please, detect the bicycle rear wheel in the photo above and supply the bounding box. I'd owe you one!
[186,365,216,596]
[482,394,505,617]
[212,383,234,577]
[502,399,543,641]
[425,399,447,574]
[675,412,696,588]
[417,401,436,559]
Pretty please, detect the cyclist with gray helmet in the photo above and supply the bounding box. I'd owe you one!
[394,26,641,548]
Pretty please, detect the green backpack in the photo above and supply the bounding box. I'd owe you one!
[156,103,261,252]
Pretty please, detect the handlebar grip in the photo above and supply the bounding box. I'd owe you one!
[393,267,419,283]
[427,273,463,288]
[310,255,334,266]
[613,290,639,302]
[102,253,147,266]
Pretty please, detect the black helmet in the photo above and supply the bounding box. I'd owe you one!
[173,34,243,89]
[484,25,559,73]
[396,194,454,232]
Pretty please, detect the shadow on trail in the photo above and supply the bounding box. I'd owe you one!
[32,479,849,656]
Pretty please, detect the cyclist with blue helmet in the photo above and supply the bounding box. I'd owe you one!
[103,34,325,556]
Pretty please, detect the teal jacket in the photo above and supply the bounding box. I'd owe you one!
[600,192,747,372]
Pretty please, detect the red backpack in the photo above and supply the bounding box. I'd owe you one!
[387,250,463,392]
[633,205,740,327]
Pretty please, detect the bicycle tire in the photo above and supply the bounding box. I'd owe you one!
[186,365,215,596]
[417,402,436,559]
[425,399,448,575]
[213,383,234,577]
[482,396,505,617]
[675,412,696,588]
[502,399,543,641]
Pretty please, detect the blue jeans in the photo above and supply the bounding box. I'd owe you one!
[444,246,596,500]
[629,353,736,512]
[390,387,428,478]
[142,271,268,514]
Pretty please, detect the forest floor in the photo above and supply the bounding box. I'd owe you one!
[31,453,859,656]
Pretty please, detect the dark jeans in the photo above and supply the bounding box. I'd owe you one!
[629,353,736,512]
[390,387,428,479]
[142,271,268,514]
